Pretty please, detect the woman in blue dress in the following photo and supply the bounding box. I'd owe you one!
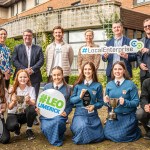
[40,66,73,146]
[70,62,104,144]
[104,61,141,142]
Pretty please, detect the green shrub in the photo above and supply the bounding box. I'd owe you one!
[69,75,78,85]
[5,38,23,53]
[131,68,140,89]
[41,32,52,82]
[98,73,107,88]
[68,74,107,87]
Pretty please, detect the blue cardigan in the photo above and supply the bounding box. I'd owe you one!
[44,83,73,115]
[102,36,137,77]
[105,80,139,114]
[70,82,103,109]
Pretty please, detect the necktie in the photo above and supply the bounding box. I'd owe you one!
[116,81,120,86]
[55,86,58,90]
[85,83,89,87]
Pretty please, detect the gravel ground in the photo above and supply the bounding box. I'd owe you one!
[0,107,149,150]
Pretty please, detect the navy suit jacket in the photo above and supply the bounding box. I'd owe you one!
[137,37,150,77]
[12,44,44,83]
[102,36,137,77]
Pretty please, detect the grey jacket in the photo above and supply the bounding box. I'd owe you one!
[46,41,74,77]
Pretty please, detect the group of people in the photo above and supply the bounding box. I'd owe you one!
[0,17,149,146]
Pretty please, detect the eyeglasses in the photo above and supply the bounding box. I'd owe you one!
[144,25,150,29]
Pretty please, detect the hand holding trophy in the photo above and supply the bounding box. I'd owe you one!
[25,94,30,106]
[11,93,18,104]
[16,95,25,114]
[107,97,119,120]
[80,89,91,107]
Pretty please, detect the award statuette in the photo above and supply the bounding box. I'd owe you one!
[16,95,25,114]
[108,98,119,120]
[82,90,91,107]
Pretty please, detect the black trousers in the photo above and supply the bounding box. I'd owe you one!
[6,106,36,132]
[3,74,10,89]
[31,82,40,101]
[136,108,150,132]
[140,72,150,88]
[5,79,10,89]
[0,119,10,144]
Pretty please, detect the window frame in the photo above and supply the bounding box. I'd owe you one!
[35,0,40,6]
[22,0,26,12]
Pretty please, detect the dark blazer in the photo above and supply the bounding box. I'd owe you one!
[140,78,150,109]
[12,44,44,83]
[137,37,150,77]
[102,36,137,77]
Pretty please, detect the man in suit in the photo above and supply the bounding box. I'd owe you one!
[102,20,137,82]
[12,29,44,124]
[137,18,150,86]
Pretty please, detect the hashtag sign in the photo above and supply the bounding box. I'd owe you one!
[82,47,88,53]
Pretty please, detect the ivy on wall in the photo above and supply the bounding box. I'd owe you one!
[41,32,52,82]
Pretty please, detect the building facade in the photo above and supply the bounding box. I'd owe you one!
[0,0,150,74]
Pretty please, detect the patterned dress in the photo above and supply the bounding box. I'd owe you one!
[0,44,12,74]
[40,83,73,146]
[70,82,104,144]
[104,80,141,142]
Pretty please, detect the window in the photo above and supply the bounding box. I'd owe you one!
[71,1,81,6]
[35,0,39,6]
[135,0,150,4]
[22,0,26,12]
[11,5,14,17]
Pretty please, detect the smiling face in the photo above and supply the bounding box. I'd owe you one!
[83,64,93,80]
[0,29,7,44]
[52,69,63,85]
[144,20,150,37]
[18,72,29,85]
[53,29,63,42]
[23,31,33,46]
[112,23,123,38]
[113,64,125,80]
[85,31,93,43]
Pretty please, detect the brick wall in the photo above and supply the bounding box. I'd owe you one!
[1,0,149,25]
[116,0,150,14]
[7,0,99,22]
[121,8,150,31]
[15,0,100,17]
[81,0,98,4]
[13,0,150,19]
[0,18,8,24]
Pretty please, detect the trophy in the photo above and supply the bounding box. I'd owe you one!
[82,90,91,107]
[108,98,119,120]
[16,95,25,114]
